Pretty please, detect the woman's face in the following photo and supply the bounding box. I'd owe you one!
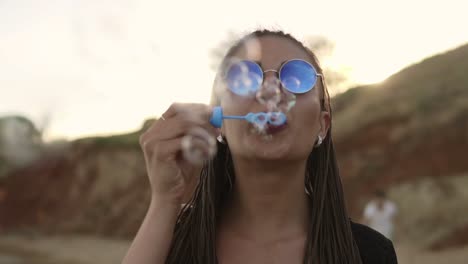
[219,35,330,162]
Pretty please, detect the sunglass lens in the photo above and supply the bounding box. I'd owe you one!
[280,60,317,94]
[226,60,262,96]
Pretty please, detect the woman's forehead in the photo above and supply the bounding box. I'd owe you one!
[232,35,312,68]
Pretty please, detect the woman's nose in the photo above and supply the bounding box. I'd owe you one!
[256,72,281,107]
[263,70,279,82]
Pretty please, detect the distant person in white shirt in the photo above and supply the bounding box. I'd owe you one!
[363,190,398,240]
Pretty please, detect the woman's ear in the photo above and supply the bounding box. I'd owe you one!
[319,111,330,139]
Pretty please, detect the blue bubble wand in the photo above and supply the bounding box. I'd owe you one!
[209,106,286,128]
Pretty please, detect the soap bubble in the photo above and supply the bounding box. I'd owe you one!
[247,112,286,135]
[181,127,217,165]
[268,112,287,126]
[282,76,301,93]
[243,37,262,61]
[256,78,281,108]
[255,78,297,114]
[245,112,268,134]
[229,72,262,97]
[277,89,297,113]
[252,112,268,126]
[260,134,273,142]
[225,59,262,97]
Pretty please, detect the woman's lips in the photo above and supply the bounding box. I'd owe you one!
[265,122,288,134]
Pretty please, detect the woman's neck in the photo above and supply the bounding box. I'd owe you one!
[221,158,309,242]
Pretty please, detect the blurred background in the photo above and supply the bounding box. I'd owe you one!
[1,0,468,263]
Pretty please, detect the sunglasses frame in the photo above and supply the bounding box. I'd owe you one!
[224,59,323,95]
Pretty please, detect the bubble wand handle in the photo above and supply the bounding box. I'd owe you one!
[209,106,243,128]
[222,115,246,120]
[209,106,286,128]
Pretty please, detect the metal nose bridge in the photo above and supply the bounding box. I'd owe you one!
[262,69,280,82]
[263,69,279,74]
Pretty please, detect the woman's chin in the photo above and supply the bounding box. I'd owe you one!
[244,135,292,160]
[255,149,289,161]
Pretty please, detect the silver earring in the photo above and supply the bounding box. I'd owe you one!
[315,135,323,147]
[217,134,225,144]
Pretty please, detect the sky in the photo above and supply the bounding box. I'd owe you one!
[1,0,467,141]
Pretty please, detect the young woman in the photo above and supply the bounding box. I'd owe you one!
[123,30,398,264]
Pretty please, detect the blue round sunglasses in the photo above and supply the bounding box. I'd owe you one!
[224,59,322,96]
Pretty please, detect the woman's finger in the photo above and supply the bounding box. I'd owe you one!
[151,137,184,163]
[142,118,218,145]
[140,103,216,143]
[161,103,212,124]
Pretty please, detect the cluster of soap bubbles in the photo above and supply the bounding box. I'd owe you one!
[227,61,297,107]
[226,61,263,98]
[181,127,217,165]
[255,78,296,133]
[181,39,298,164]
[226,60,297,133]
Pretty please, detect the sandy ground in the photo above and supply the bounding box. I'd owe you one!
[0,234,467,264]
[0,234,129,264]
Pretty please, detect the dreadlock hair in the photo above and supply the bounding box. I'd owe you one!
[165,29,363,264]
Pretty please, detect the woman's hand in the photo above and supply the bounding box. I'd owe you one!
[139,103,217,206]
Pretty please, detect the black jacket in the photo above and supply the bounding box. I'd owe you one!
[351,221,398,263]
